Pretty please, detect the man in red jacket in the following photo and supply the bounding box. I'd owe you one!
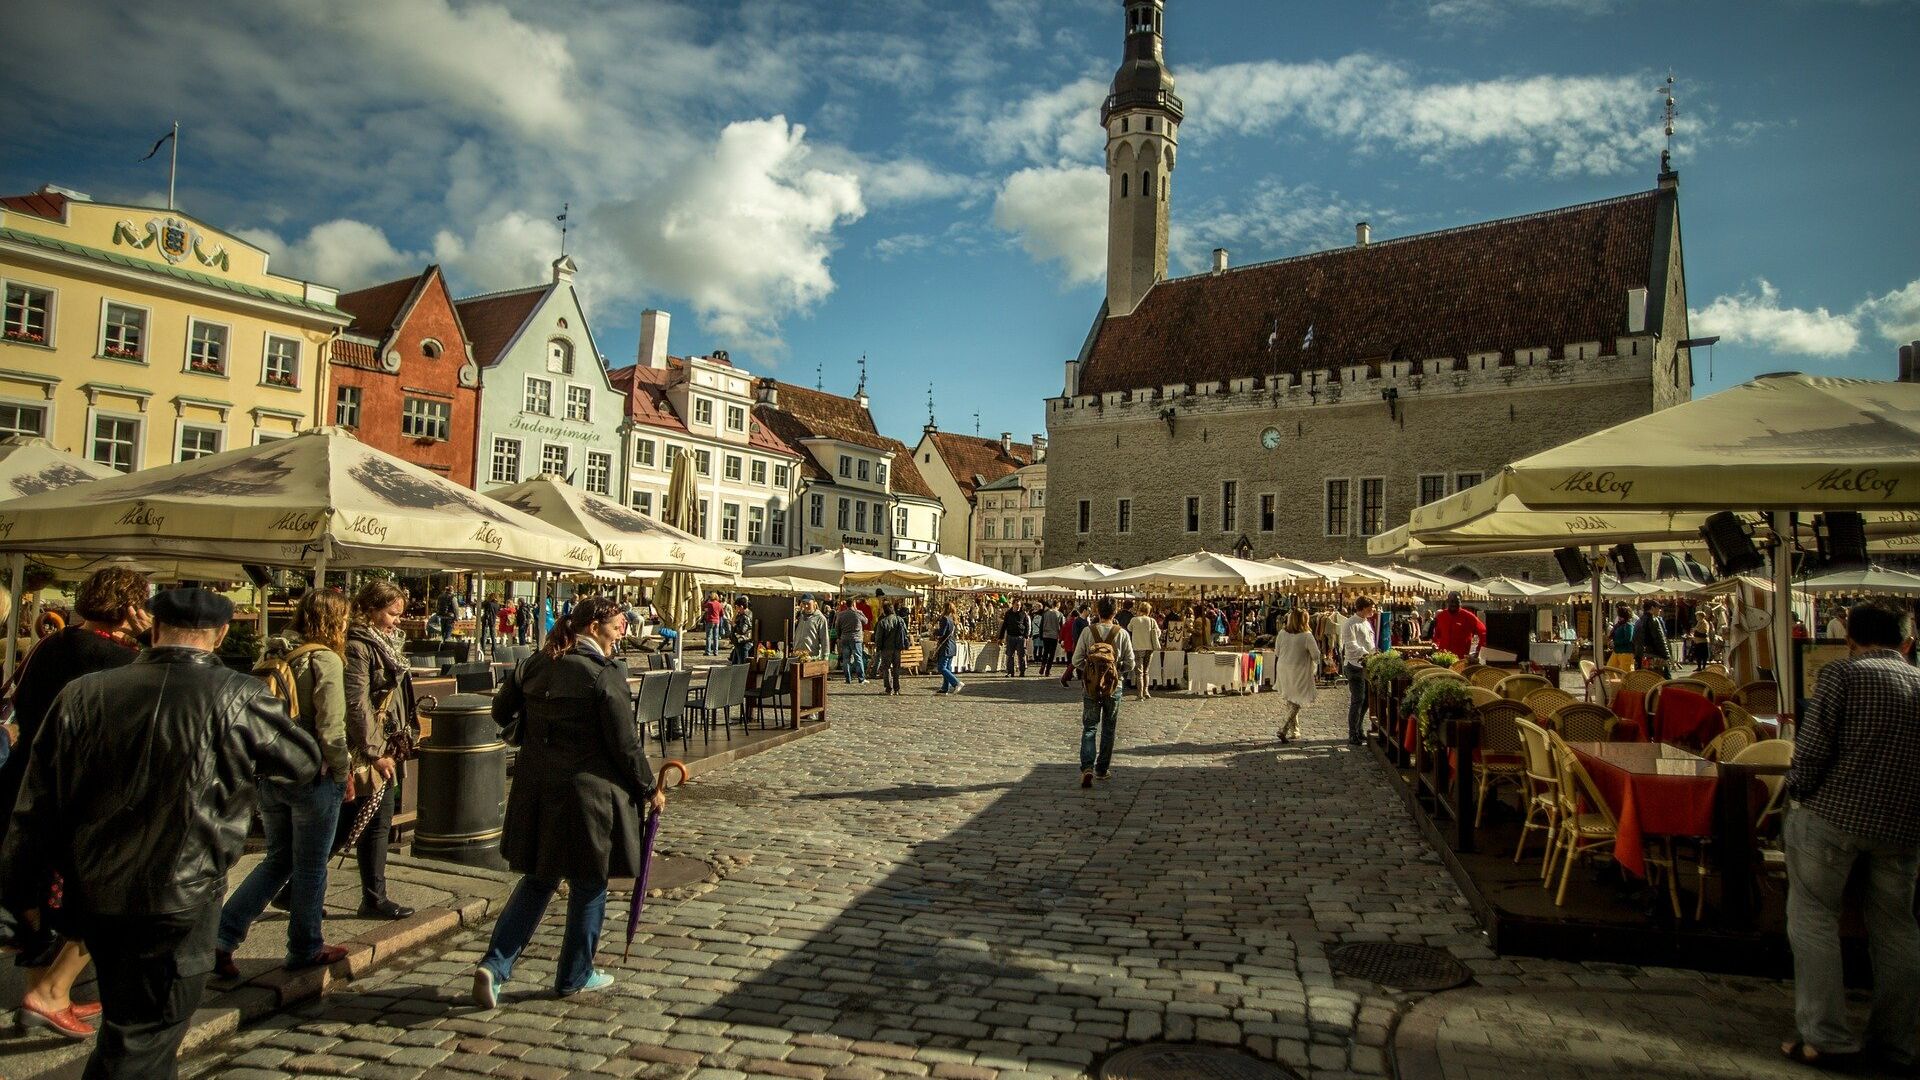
[1429,592,1486,660]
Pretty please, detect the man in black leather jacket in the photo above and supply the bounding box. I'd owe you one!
[1,587,320,1080]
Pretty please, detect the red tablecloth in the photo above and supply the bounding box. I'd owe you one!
[1609,718,1646,742]
[1569,741,1719,878]
[1611,688,1647,726]
[1648,687,1724,749]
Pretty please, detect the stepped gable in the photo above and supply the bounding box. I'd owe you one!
[1077,190,1661,397]
[926,430,1034,498]
[453,285,548,368]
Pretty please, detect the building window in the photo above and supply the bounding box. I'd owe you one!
[542,443,569,479]
[838,455,852,478]
[696,499,709,537]
[721,503,740,542]
[1221,481,1237,532]
[771,508,788,548]
[177,425,221,462]
[547,338,573,375]
[1325,479,1350,537]
[694,398,713,426]
[726,404,746,431]
[1021,517,1033,540]
[1185,497,1200,533]
[984,518,996,540]
[186,320,228,375]
[2,283,52,345]
[1117,499,1131,534]
[421,338,443,359]
[809,494,824,528]
[0,402,46,438]
[525,377,552,415]
[1419,474,1448,506]
[634,438,656,467]
[747,505,765,545]
[1455,472,1483,493]
[91,415,139,473]
[856,501,870,533]
[1077,499,1091,534]
[1032,487,1045,507]
[694,448,711,476]
[857,460,870,482]
[101,301,146,360]
[894,507,908,537]
[876,462,888,488]
[773,463,790,487]
[664,444,681,470]
[585,451,612,496]
[630,490,653,516]
[565,385,591,422]
[1260,494,1276,532]
[837,498,851,530]
[401,397,451,441]
[724,454,743,481]
[262,335,299,388]
[490,437,521,484]
[1360,477,1384,536]
[1002,516,1013,539]
[750,459,767,485]
[333,386,362,428]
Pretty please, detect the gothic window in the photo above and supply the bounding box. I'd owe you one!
[1142,171,1152,197]
[1121,117,1128,133]
[1120,173,1128,198]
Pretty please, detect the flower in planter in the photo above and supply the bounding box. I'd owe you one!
[1414,679,1476,754]
[1430,650,1460,669]
[1364,649,1408,692]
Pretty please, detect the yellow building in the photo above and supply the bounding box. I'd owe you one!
[0,185,346,470]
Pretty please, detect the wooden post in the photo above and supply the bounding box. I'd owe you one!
[1451,716,1480,854]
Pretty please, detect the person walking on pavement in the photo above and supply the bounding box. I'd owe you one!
[874,602,908,695]
[702,592,726,657]
[1002,602,1030,677]
[1607,604,1635,667]
[1072,597,1135,788]
[792,595,831,660]
[1038,601,1064,676]
[338,583,418,921]
[0,568,151,1040]
[727,598,756,665]
[1126,601,1161,700]
[833,599,869,684]
[933,601,963,694]
[1340,597,1378,746]
[474,596,665,1007]
[215,591,354,981]
[1778,602,1920,1070]
[434,588,458,641]
[513,597,529,645]
[2,588,320,1080]
[1632,598,1671,672]
[479,593,501,653]
[1273,607,1320,743]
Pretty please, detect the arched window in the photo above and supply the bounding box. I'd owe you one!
[1142,171,1152,197]
[1120,172,1128,198]
[547,338,573,376]
[421,338,443,360]
[1120,117,1128,133]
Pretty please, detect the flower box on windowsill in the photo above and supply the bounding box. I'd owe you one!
[188,360,225,375]
[102,347,144,362]
[2,331,48,346]
[262,374,298,389]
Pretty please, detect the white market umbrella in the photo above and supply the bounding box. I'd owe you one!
[1022,561,1120,588]
[1267,557,1384,589]
[1797,565,1920,597]
[1325,560,1434,596]
[744,547,941,588]
[1477,575,1549,599]
[1389,564,1490,601]
[902,552,1025,590]
[0,437,120,676]
[487,474,739,574]
[1101,551,1306,592]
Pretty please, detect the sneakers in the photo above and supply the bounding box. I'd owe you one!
[287,944,350,970]
[1080,770,1094,789]
[472,967,498,1009]
[213,949,241,982]
[560,970,614,995]
[1096,772,1110,782]
[952,681,965,694]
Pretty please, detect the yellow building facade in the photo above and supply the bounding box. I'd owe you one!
[0,185,346,471]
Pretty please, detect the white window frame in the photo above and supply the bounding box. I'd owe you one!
[696,498,710,537]
[876,462,888,488]
[693,397,714,427]
[1358,476,1386,537]
[725,404,746,432]
[584,450,612,496]
[401,396,451,441]
[750,459,767,485]
[894,507,908,538]
[184,317,230,377]
[334,385,362,428]
[547,337,574,375]
[261,334,300,389]
[838,455,851,478]
[1032,487,1046,507]
[773,463,791,487]
[694,448,711,476]
[809,493,824,528]
[634,438,656,468]
[723,454,743,482]
[721,502,741,543]
[630,489,654,516]
[0,398,49,439]
[175,421,223,462]
[490,436,523,484]
[88,409,142,473]
[1418,473,1449,507]
[747,504,765,545]
[1324,478,1351,538]
[524,376,553,416]
[984,518,996,539]
[857,459,870,482]
[541,441,570,479]
[771,507,788,548]
[565,383,592,422]
[98,298,149,363]
[837,498,851,531]
[1,279,55,348]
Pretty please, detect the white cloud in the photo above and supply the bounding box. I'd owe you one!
[1170,180,1387,274]
[991,166,1108,286]
[976,76,1109,166]
[1424,0,1616,25]
[1857,279,1920,344]
[237,219,427,289]
[1689,280,1861,358]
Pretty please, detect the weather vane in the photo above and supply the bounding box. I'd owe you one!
[1659,73,1677,174]
[856,353,867,396]
[973,412,981,437]
[927,383,937,428]
[556,202,569,258]
[815,363,823,391]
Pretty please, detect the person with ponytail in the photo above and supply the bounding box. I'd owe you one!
[335,582,418,920]
[474,596,664,1006]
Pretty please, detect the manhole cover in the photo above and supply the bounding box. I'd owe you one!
[1100,1044,1301,1080]
[1326,942,1471,991]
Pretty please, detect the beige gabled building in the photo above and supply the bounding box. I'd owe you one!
[909,428,1039,558]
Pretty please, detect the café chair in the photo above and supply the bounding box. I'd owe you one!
[1514,717,1561,874]
[1721,700,1761,736]
[1586,667,1625,706]
[1701,725,1756,763]
[1496,673,1551,702]
[1732,739,1794,833]
[1545,732,1620,906]
[1466,686,1501,708]
[745,657,789,728]
[632,673,669,744]
[1469,668,1508,691]
[659,670,693,749]
[1522,687,1575,720]
[1474,700,1531,828]
[1549,702,1617,743]
[450,662,497,694]
[1414,667,1467,685]
[1461,663,1496,683]
[1666,676,1716,701]
[1732,681,1779,714]
[1692,670,1738,700]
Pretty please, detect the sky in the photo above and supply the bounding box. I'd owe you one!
[4,0,1916,447]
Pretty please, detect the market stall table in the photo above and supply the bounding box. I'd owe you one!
[1568,741,1718,878]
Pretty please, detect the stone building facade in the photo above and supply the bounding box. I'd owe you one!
[909,428,1037,558]
[1041,0,1692,579]
[330,265,479,486]
[974,460,1047,576]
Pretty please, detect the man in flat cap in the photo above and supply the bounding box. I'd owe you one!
[2,587,321,1079]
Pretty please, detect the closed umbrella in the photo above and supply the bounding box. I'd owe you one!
[654,452,704,668]
[624,761,689,960]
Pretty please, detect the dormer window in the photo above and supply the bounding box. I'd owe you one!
[547,338,573,375]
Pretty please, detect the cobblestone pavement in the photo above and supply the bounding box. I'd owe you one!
[174,670,1820,1080]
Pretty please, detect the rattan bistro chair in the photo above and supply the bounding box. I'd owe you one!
[1586,666,1625,706]
[1666,677,1716,701]
[1733,681,1779,715]
[1702,725,1757,763]
[1522,687,1576,720]
[1495,673,1552,702]
[1474,700,1532,828]
[1549,702,1617,743]
[1514,717,1560,873]
[1546,732,1620,906]
[1692,670,1738,700]
[1468,667,1508,691]
[1466,686,1501,708]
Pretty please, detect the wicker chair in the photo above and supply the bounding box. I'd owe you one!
[1474,700,1532,828]
[1666,677,1716,701]
[1469,667,1508,690]
[1461,663,1496,683]
[1586,666,1625,706]
[1546,732,1620,905]
[1701,725,1757,763]
[1733,681,1779,714]
[1618,669,1668,714]
[1514,717,1560,873]
[1732,739,1794,832]
[1720,700,1761,735]
[1522,687,1576,720]
[1466,686,1501,708]
[1404,658,1434,671]
[1692,670,1738,699]
[1549,702,1617,743]
[1414,667,1467,685]
[1495,673,1552,702]
[1703,662,1730,676]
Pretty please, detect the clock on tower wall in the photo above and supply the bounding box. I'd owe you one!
[1260,426,1281,450]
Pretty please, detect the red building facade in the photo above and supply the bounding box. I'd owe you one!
[331,266,479,486]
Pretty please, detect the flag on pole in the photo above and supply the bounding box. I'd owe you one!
[139,129,175,162]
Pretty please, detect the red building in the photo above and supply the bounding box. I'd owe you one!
[330,266,480,486]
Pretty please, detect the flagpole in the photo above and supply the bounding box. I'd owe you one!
[167,120,179,210]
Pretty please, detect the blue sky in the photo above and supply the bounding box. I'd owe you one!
[4,0,1915,446]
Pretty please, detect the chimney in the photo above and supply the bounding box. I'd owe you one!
[1211,248,1229,274]
[999,432,1012,454]
[1626,287,1649,334]
[551,255,576,285]
[1355,222,1371,247]
[638,309,670,370]
[755,378,778,407]
[1063,359,1081,397]
[1901,342,1918,383]
[855,387,870,410]
[1032,434,1047,462]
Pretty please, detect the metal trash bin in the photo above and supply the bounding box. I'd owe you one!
[411,692,508,870]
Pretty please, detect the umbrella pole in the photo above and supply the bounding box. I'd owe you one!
[1770,510,1796,735]
[1589,545,1603,673]
[4,554,21,681]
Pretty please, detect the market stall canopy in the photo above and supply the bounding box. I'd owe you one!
[1022,561,1121,588]
[0,436,117,499]
[1325,560,1435,595]
[1796,565,1920,597]
[901,552,1026,589]
[487,474,740,574]
[1477,575,1550,598]
[1532,576,1696,601]
[744,547,943,587]
[1266,557,1385,589]
[1101,551,1307,592]
[1388,565,1490,601]
[0,427,598,572]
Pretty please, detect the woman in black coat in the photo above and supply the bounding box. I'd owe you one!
[473,596,663,1005]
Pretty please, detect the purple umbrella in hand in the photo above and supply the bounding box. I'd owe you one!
[625,761,689,960]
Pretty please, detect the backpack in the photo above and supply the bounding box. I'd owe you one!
[253,643,330,723]
[1081,624,1122,702]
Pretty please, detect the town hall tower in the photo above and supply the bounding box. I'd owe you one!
[1104,0,1181,318]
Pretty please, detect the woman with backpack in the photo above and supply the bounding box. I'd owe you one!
[338,582,418,920]
[215,591,354,979]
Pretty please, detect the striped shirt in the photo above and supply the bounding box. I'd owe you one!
[1787,648,1920,845]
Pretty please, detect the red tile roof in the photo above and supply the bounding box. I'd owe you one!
[453,286,548,368]
[331,338,379,369]
[337,271,427,339]
[924,430,1035,498]
[879,437,937,501]
[1078,190,1662,397]
[609,363,801,458]
[0,191,69,221]
[752,381,935,498]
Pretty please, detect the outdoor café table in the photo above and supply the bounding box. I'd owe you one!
[1568,741,1718,879]
[1646,686,1724,749]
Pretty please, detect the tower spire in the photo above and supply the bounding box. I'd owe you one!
[1659,73,1677,177]
[1103,0,1181,318]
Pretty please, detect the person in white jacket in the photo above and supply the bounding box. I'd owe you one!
[1126,601,1162,701]
[1272,607,1320,742]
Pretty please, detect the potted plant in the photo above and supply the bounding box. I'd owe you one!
[1364,649,1408,693]
[1430,650,1460,670]
[1415,679,1476,753]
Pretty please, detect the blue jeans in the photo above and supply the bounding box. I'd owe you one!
[1785,807,1920,1061]
[1080,696,1118,775]
[479,876,609,993]
[839,640,866,682]
[1345,663,1368,742]
[218,777,345,961]
[704,623,723,655]
[938,652,959,691]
